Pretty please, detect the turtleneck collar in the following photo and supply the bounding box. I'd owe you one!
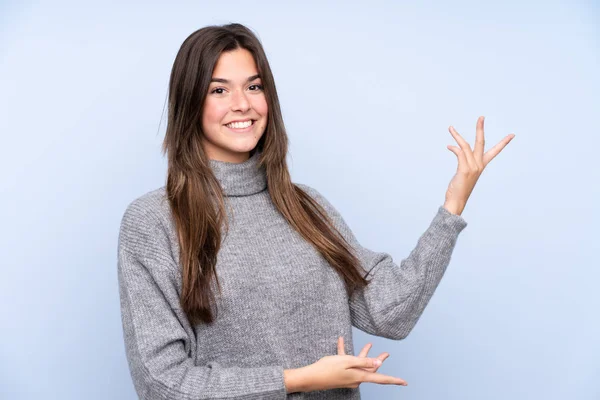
[208,150,267,196]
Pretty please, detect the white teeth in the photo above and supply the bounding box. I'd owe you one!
[226,120,253,129]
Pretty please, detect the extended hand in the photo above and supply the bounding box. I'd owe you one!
[290,337,407,392]
[444,116,515,215]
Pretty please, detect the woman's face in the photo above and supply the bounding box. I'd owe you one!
[201,48,268,163]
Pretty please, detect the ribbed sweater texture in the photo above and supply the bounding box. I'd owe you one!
[117,150,468,399]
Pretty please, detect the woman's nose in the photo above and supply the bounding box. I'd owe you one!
[231,89,250,112]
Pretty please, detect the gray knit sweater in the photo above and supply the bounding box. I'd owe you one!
[117,150,468,399]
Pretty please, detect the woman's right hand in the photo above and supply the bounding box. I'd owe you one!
[286,337,408,392]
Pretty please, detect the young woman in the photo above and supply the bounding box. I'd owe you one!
[117,23,514,399]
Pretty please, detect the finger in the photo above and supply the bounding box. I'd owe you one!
[362,371,408,386]
[357,343,372,358]
[355,352,389,373]
[376,352,389,363]
[447,145,469,170]
[473,116,485,166]
[348,356,382,370]
[449,126,477,169]
[338,337,346,355]
[371,352,390,373]
[482,134,515,167]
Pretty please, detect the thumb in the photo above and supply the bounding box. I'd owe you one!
[447,145,461,156]
[337,337,346,355]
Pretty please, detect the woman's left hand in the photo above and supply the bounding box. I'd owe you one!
[444,116,515,215]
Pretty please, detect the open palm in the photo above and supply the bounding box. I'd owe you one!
[444,116,515,215]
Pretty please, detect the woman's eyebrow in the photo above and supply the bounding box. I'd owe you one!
[210,74,261,84]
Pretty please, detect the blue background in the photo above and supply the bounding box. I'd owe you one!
[1,0,598,399]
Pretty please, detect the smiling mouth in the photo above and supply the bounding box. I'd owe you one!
[224,120,256,131]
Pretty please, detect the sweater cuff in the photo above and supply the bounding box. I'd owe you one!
[435,205,468,236]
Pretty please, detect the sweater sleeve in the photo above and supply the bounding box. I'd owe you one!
[117,200,287,400]
[297,184,468,340]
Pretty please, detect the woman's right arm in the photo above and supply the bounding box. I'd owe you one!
[117,201,288,399]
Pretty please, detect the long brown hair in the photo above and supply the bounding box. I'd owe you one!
[161,23,369,326]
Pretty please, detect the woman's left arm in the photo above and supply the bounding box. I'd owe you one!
[304,116,515,339]
[345,205,467,340]
[300,184,468,340]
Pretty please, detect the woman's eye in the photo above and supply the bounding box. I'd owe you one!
[210,85,262,95]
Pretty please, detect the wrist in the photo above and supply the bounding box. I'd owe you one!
[443,201,465,216]
[284,367,309,393]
